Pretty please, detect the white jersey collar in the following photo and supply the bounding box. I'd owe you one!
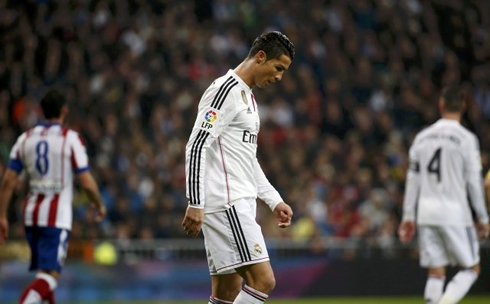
[227,69,252,92]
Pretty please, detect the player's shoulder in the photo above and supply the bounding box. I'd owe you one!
[412,124,432,143]
[207,72,241,94]
[201,71,242,109]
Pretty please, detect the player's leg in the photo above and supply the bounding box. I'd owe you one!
[438,226,480,304]
[20,271,58,304]
[202,199,271,303]
[234,261,275,303]
[20,227,69,304]
[208,273,242,303]
[425,267,446,304]
[418,226,447,304]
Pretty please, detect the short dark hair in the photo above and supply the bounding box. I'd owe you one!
[40,89,66,119]
[440,86,466,113]
[247,31,295,61]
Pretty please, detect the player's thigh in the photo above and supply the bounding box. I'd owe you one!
[418,226,449,268]
[211,273,243,301]
[25,227,70,272]
[203,200,269,275]
[441,225,480,268]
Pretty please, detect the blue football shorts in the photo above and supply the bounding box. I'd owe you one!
[25,226,70,273]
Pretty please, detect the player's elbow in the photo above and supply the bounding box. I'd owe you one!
[0,169,19,192]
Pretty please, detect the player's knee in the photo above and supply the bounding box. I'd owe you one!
[258,273,276,294]
[469,264,480,275]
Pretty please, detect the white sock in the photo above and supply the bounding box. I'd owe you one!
[21,290,42,304]
[424,276,445,304]
[209,296,233,304]
[233,285,268,304]
[438,269,478,304]
[36,273,58,291]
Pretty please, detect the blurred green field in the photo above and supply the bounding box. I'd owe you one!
[56,296,490,304]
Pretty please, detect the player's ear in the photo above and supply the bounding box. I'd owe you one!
[256,50,267,64]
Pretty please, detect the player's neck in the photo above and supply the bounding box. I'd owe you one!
[441,112,460,122]
[233,59,255,88]
[44,118,63,125]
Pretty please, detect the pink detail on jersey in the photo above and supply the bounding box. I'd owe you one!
[32,194,45,226]
[61,128,68,185]
[218,137,231,205]
[47,194,59,226]
[251,94,256,112]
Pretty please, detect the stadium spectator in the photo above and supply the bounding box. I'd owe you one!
[0,0,489,254]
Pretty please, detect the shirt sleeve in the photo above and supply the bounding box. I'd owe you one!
[464,135,489,224]
[7,133,26,174]
[402,142,420,222]
[185,84,238,208]
[254,157,283,211]
[69,131,90,174]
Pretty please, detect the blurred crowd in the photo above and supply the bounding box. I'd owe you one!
[1,0,490,249]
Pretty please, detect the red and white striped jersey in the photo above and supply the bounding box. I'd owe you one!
[8,122,90,230]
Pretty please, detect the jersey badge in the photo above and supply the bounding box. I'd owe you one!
[254,244,262,255]
[201,110,217,130]
[241,90,248,105]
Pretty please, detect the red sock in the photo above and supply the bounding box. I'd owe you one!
[19,278,50,304]
[46,289,56,304]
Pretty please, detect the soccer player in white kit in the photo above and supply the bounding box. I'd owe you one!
[398,86,490,304]
[0,90,106,304]
[182,31,295,304]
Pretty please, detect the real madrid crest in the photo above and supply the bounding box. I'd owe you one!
[254,244,262,255]
[241,90,248,105]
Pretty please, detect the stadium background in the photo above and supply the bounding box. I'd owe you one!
[0,0,490,302]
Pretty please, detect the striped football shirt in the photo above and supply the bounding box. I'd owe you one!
[8,122,90,230]
[185,69,283,213]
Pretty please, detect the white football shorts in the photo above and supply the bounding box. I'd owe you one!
[418,225,480,268]
[202,198,269,275]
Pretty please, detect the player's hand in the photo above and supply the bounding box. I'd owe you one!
[273,202,293,228]
[92,204,106,222]
[182,206,204,237]
[398,220,416,244]
[0,216,9,245]
[476,222,490,240]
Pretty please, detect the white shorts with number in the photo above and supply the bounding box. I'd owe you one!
[203,199,269,275]
[418,225,480,268]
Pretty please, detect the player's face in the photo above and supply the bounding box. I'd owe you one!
[255,54,292,88]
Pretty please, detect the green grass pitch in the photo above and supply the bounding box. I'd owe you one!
[56,296,490,304]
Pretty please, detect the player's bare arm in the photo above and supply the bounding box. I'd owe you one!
[77,171,106,221]
[273,202,293,228]
[0,168,19,244]
[182,206,204,237]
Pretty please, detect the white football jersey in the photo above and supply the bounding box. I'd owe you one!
[185,70,283,213]
[403,119,489,226]
[8,123,90,230]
